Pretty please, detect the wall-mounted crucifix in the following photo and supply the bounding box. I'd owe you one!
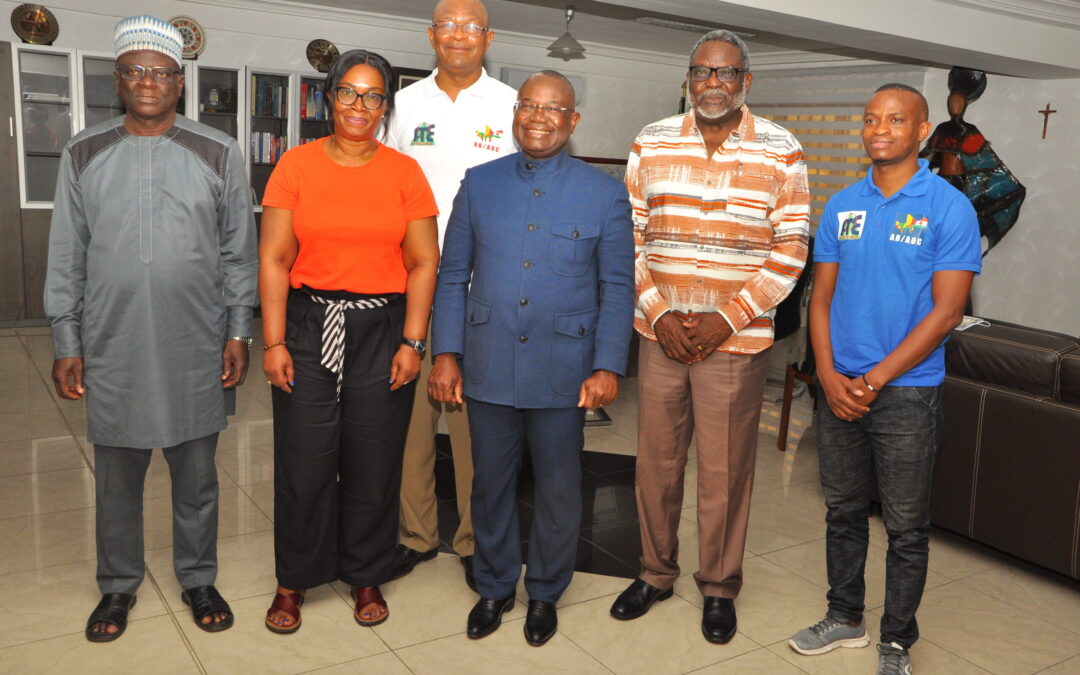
[1038,101,1057,139]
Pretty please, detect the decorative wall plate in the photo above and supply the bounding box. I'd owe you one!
[11,4,59,45]
[306,39,339,73]
[170,15,206,59]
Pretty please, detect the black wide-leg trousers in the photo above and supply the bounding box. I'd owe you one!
[272,288,415,590]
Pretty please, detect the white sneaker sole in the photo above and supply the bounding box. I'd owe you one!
[788,632,870,655]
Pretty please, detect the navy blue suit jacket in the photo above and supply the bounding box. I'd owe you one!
[432,150,635,409]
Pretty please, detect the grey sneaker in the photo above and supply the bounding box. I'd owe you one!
[877,642,912,675]
[788,615,870,655]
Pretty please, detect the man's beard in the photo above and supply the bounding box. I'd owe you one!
[692,84,746,121]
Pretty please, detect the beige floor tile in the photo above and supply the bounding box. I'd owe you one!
[395,616,608,674]
[178,587,388,674]
[146,531,276,610]
[764,537,951,612]
[217,419,275,454]
[926,530,1008,581]
[243,480,275,520]
[583,427,637,455]
[216,439,275,487]
[672,557,830,647]
[0,507,97,575]
[682,462,698,508]
[0,436,88,478]
[515,569,630,608]
[0,614,198,674]
[304,650,413,674]
[354,556,524,649]
[0,335,24,350]
[917,581,1080,673]
[753,440,820,492]
[691,646,805,674]
[143,486,272,550]
[15,326,54,336]
[957,561,1080,635]
[1041,654,1080,674]
[557,593,758,675]
[0,558,168,649]
[670,511,702,577]
[0,409,73,442]
[744,486,826,556]
[0,384,62,414]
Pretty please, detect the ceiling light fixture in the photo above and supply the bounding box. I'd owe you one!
[547,5,586,61]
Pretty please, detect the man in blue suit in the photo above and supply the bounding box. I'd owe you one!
[430,70,635,646]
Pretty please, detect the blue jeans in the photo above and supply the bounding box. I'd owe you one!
[816,384,942,649]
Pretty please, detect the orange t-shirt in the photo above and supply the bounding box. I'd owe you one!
[262,138,437,293]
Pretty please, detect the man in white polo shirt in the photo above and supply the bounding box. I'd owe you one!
[384,0,517,589]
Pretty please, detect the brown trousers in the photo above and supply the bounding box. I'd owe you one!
[399,345,475,555]
[635,338,769,598]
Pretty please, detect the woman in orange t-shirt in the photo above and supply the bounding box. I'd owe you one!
[259,49,438,634]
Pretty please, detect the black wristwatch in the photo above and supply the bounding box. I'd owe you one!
[402,338,426,355]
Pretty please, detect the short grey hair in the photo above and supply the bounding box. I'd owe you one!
[690,29,750,72]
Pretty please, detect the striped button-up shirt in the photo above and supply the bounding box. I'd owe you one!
[627,106,810,354]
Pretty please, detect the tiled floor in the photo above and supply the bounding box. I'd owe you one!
[2,325,1079,674]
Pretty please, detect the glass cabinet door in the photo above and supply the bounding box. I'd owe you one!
[82,56,124,127]
[198,66,240,140]
[249,71,290,205]
[17,49,73,203]
[298,76,328,145]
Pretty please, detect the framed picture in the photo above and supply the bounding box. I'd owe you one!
[573,156,627,182]
[393,67,430,91]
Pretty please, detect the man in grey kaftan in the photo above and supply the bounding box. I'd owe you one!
[44,15,257,642]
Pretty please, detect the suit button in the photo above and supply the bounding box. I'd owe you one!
[523,261,532,269]
[520,335,528,343]
[578,326,585,335]
[533,189,543,197]
[520,298,529,305]
[572,229,580,239]
[527,223,537,231]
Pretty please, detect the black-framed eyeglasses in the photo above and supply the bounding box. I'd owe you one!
[514,101,574,118]
[688,65,745,83]
[115,64,181,83]
[333,86,387,110]
[431,21,489,37]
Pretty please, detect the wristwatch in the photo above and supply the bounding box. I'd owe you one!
[402,338,426,355]
[228,336,254,347]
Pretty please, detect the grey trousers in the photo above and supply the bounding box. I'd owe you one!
[94,433,220,594]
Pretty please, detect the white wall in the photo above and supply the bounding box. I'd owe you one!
[923,68,1080,336]
[2,0,689,159]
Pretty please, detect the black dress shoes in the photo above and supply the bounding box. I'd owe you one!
[467,595,515,639]
[524,600,557,646]
[389,544,437,580]
[461,555,476,593]
[609,579,674,620]
[701,596,737,644]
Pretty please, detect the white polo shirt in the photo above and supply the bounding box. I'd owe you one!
[385,68,518,246]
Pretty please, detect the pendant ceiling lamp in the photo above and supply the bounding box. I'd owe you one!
[547,5,586,60]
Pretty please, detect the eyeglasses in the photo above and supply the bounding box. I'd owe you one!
[688,66,745,83]
[431,21,489,37]
[514,101,573,118]
[115,64,181,83]
[333,86,387,110]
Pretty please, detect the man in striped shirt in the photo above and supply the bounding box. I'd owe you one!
[609,30,809,643]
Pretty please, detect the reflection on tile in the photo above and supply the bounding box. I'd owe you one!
[917,582,1080,673]
[558,594,757,675]
[215,440,274,487]
[146,531,276,610]
[243,480,274,522]
[395,616,608,674]
[515,569,629,609]
[958,562,1080,636]
[0,558,168,648]
[673,557,826,647]
[143,487,272,551]
[0,507,97,575]
[764,537,951,612]
[926,529,1007,581]
[693,647,804,674]
[356,556,525,649]
[0,615,197,674]
[0,436,88,478]
[307,651,413,674]
[178,588,388,674]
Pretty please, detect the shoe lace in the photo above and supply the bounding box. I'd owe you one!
[878,643,909,675]
[809,616,845,636]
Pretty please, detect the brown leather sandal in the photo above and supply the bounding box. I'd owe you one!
[264,590,304,634]
[352,585,389,626]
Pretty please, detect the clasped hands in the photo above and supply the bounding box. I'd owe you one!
[653,311,733,364]
[428,354,618,409]
[818,368,879,422]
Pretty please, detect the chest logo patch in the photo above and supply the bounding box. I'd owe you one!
[410,123,436,146]
[890,213,929,246]
[837,210,866,241]
[474,126,504,152]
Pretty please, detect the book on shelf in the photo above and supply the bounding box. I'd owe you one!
[300,82,307,119]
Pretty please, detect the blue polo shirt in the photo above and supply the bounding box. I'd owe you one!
[815,159,981,386]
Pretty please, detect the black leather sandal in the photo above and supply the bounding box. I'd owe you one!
[85,593,137,642]
[181,585,235,632]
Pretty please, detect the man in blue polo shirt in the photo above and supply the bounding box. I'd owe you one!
[789,84,981,674]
